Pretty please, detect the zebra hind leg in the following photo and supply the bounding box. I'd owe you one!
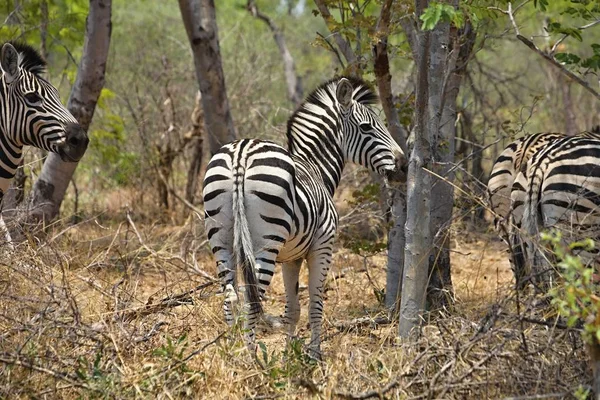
[282,259,303,341]
[216,259,238,327]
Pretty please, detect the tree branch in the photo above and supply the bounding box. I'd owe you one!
[516,34,600,101]
[313,0,359,74]
[247,0,302,106]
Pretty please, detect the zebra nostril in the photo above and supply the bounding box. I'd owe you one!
[68,136,80,147]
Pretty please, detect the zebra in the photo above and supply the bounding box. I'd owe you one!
[487,130,600,287]
[510,135,600,289]
[488,132,566,231]
[0,41,88,204]
[202,77,407,358]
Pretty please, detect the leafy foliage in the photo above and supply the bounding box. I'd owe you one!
[541,230,600,345]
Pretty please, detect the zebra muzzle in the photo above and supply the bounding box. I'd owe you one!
[57,123,89,162]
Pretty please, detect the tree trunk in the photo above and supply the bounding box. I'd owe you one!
[428,19,475,311]
[247,0,303,107]
[25,0,112,225]
[178,0,236,155]
[399,0,432,338]
[185,92,205,204]
[372,0,409,311]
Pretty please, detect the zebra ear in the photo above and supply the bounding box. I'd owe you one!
[336,78,354,110]
[1,43,20,84]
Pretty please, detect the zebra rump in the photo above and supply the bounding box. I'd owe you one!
[516,136,600,288]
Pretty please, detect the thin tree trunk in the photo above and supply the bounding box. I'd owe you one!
[399,0,432,339]
[185,92,205,204]
[40,0,49,60]
[25,0,112,225]
[247,0,303,107]
[428,19,475,310]
[372,0,409,311]
[178,0,236,155]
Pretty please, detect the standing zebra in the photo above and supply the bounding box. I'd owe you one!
[203,77,406,358]
[487,130,600,287]
[0,41,88,203]
[511,135,600,288]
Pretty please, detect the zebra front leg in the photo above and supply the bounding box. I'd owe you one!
[282,259,303,340]
[306,249,332,360]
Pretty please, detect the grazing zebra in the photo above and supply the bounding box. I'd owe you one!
[511,135,600,289]
[0,41,88,203]
[202,77,406,358]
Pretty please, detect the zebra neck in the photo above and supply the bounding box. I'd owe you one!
[0,98,24,196]
[288,135,344,197]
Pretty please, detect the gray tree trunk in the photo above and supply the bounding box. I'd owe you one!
[178,0,236,155]
[372,0,409,311]
[399,0,432,339]
[428,20,475,310]
[247,0,303,107]
[26,0,112,224]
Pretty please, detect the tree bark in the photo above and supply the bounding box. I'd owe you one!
[247,0,303,107]
[178,0,236,155]
[399,0,432,339]
[372,0,409,311]
[185,91,205,204]
[25,0,112,225]
[428,20,475,310]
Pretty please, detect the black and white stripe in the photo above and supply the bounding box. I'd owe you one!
[0,41,88,201]
[510,135,600,288]
[202,77,406,357]
[487,132,566,229]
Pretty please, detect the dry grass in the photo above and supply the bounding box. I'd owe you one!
[0,213,592,399]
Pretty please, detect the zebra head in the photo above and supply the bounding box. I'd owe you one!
[336,77,407,182]
[0,42,88,162]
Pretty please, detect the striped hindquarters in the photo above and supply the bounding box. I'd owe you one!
[487,132,565,226]
[520,137,600,280]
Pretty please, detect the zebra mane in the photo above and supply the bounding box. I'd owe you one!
[2,41,47,76]
[286,76,378,149]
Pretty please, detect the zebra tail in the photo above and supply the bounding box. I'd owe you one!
[521,168,543,279]
[232,169,263,316]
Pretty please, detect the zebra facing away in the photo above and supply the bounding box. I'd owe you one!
[487,130,600,287]
[0,41,88,202]
[487,132,565,230]
[511,135,600,289]
[203,77,407,358]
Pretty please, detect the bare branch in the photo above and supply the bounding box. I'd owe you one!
[517,34,600,101]
[247,0,303,106]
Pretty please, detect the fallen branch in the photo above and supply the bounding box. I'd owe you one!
[334,315,391,332]
[121,281,216,321]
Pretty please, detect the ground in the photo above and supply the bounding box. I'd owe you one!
[0,216,591,399]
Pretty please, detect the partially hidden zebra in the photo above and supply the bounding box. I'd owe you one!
[487,132,565,231]
[202,77,407,358]
[0,41,88,203]
[511,135,600,289]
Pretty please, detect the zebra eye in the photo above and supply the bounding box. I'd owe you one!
[359,123,373,132]
[24,92,42,105]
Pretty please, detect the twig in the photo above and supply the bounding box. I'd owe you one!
[334,315,391,332]
[0,354,98,392]
[334,375,416,399]
[121,281,216,321]
[516,35,600,101]
[125,211,215,282]
[158,331,226,376]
